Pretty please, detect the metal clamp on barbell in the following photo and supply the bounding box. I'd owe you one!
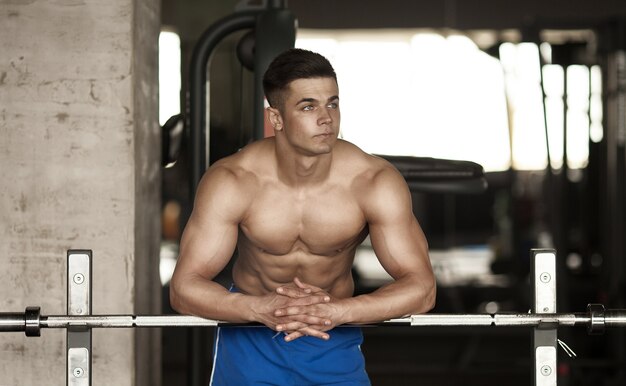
[587,303,605,335]
[0,306,41,337]
[25,306,41,337]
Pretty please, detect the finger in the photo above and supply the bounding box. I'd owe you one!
[275,302,328,317]
[275,305,303,317]
[293,277,323,293]
[294,326,330,341]
[275,295,330,313]
[276,285,310,298]
[283,331,304,342]
[277,314,332,328]
[293,277,308,289]
[276,320,308,332]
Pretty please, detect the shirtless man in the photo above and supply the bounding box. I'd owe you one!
[170,48,436,385]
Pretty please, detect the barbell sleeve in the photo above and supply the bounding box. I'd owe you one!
[0,306,41,337]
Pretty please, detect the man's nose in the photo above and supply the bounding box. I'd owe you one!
[318,109,332,125]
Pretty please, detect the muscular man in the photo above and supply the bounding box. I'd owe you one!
[170,48,436,385]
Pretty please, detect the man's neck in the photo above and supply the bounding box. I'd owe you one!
[274,144,333,187]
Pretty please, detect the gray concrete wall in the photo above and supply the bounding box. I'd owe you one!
[0,0,161,385]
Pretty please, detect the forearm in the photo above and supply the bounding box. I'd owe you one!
[338,273,436,324]
[170,274,255,323]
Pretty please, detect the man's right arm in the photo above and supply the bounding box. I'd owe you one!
[169,164,254,322]
[169,165,331,333]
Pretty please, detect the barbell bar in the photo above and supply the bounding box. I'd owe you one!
[1,303,624,337]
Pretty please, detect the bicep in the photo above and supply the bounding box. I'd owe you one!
[173,168,246,281]
[176,213,239,280]
[365,170,432,279]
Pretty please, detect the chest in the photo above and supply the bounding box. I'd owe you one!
[240,185,366,255]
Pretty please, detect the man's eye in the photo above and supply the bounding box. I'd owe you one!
[327,102,338,109]
[302,105,314,111]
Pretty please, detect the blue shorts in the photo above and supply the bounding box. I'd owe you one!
[209,288,370,385]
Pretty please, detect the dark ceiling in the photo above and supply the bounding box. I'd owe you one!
[288,0,626,30]
[162,0,626,43]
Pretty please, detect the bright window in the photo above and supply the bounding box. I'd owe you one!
[297,30,510,172]
[159,30,181,126]
[297,30,599,172]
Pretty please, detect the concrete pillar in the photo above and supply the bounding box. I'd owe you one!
[0,0,161,385]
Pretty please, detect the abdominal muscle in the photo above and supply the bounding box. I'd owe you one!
[231,238,360,299]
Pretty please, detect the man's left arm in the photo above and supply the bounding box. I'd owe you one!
[336,165,436,323]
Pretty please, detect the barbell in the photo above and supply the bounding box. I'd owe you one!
[1,303,624,337]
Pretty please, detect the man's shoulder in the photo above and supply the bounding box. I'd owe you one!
[195,145,271,211]
[209,139,273,179]
[336,140,399,181]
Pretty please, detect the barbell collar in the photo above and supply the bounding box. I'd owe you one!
[587,303,606,335]
[24,306,41,337]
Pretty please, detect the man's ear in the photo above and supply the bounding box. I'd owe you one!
[266,107,283,131]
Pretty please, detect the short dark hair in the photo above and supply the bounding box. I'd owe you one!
[263,48,337,109]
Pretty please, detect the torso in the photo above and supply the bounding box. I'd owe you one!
[220,138,387,298]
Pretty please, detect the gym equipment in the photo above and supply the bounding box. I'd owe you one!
[0,249,624,386]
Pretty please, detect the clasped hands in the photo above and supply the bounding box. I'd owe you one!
[264,277,343,342]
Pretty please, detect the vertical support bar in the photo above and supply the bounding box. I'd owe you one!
[188,11,257,194]
[531,249,558,386]
[252,5,296,140]
[67,250,92,386]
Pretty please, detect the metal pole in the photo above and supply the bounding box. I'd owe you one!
[603,22,626,384]
[188,11,258,196]
[187,12,258,385]
[532,249,558,386]
[66,250,92,386]
[252,6,296,139]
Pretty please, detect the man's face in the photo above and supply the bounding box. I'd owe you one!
[275,77,340,156]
